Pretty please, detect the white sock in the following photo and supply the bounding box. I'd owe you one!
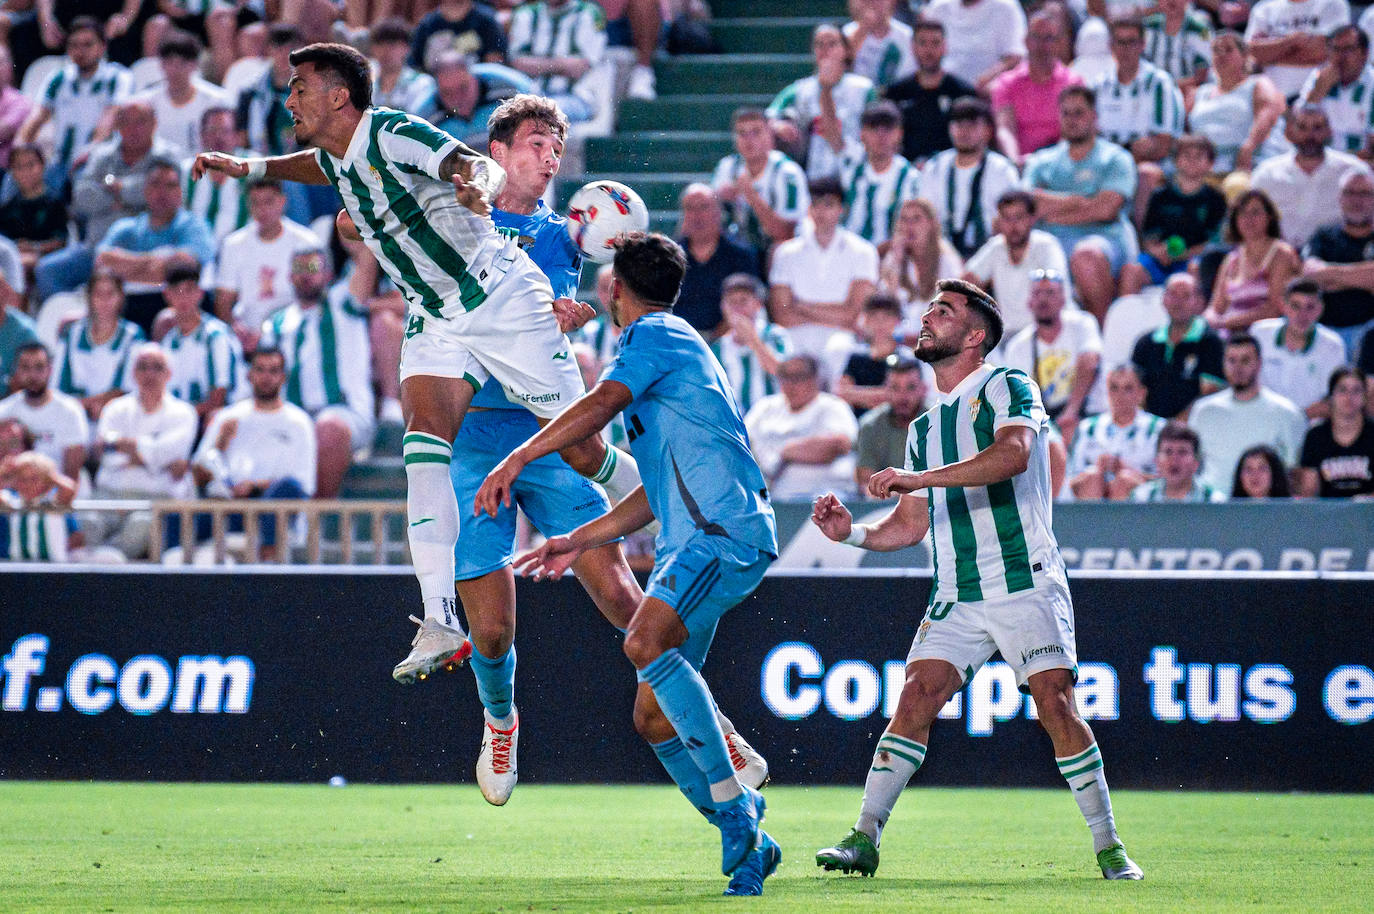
[589,445,640,503]
[403,432,459,628]
[708,776,742,805]
[855,733,925,844]
[1057,743,1120,853]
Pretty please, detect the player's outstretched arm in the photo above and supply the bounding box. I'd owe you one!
[869,425,1033,498]
[812,491,929,551]
[515,486,654,581]
[190,150,330,186]
[474,379,634,517]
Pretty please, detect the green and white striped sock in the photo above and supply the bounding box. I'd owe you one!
[1058,743,1120,853]
[589,445,641,505]
[403,432,458,626]
[855,733,926,844]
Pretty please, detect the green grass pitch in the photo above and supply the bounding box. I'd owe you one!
[1,783,1369,912]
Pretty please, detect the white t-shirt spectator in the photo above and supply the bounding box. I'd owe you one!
[923,0,1028,86]
[1251,316,1348,413]
[1245,0,1352,98]
[196,398,318,497]
[0,391,89,466]
[92,392,197,496]
[140,78,231,159]
[745,390,859,500]
[769,225,880,374]
[964,229,1072,339]
[215,220,322,329]
[1250,148,1372,248]
[995,310,1103,415]
[1188,386,1307,489]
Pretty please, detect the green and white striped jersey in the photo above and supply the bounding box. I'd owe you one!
[0,507,71,562]
[843,19,917,87]
[839,150,920,246]
[1092,61,1184,148]
[41,59,134,169]
[1142,10,1213,85]
[315,107,513,322]
[1130,478,1226,502]
[1067,410,1166,479]
[508,1,608,97]
[161,316,244,406]
[709,318,792,414]
[711,150,810,254]
[260,284,375,420]
[1300,65,1374,153]
[53,318,144,398]
[184,161,251,243]
[906,364,1059,602]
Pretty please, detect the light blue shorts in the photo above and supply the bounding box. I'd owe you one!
[645,530,773,670]
[450,409,612,580]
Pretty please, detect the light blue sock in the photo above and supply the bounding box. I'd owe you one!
[651,736,713,819]
[637,650,737,805]
[470,644,516,720]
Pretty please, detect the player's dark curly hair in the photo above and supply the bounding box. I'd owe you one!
[612,232,686,310]
[288,43,373,111]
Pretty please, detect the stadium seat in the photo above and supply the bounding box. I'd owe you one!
[34,290,87,349]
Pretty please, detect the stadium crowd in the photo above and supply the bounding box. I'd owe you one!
[0,0,1373,562]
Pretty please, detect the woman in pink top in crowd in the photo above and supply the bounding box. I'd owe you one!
[1206,189,1299,332]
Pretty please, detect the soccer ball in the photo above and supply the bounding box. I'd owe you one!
[565,181,650,264]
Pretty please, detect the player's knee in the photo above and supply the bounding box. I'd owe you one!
[558,435,606,477]
[894,673,953,727]
[622,628,658,669]
[468,616,513,657]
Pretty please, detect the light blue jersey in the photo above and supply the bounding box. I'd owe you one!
[602,311,778,559]
[451,201,606,579]
[470,203,584,410]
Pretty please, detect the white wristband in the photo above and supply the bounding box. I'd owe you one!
[842,524,869,547]
[245,158,267,180]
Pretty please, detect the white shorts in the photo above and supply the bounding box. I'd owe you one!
[907,571,1078,692]
[397,262,585,419]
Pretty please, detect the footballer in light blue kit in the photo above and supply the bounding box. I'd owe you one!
[443,95,768,811]
[475,233,782,897]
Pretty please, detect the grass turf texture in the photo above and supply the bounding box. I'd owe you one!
[1,783,1369,913]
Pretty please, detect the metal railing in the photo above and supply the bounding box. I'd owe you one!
[147,499,408,565]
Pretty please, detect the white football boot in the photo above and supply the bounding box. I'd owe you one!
[725,730,770,790]
[392,615,472,684]
[477,708,519,806]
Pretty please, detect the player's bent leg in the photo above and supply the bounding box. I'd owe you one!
[552,430,647,512]
[570,541,643,631]
[819,659,961,877]
[393,374,477,684]
[1027,669,1142,880]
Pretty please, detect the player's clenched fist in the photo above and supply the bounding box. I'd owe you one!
[191,152,250,180]
[867,467,923,499]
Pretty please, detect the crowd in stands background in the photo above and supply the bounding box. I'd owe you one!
[2,0,1374,561]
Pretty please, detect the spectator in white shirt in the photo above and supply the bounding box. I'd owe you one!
[0,342,89,484]
[191,346,317,559]
[769,177,880,381]
[996,269,1103,438]
[141,30,230,159]
[923,0,1028,90]
[1245,0,1351,100]
[744,354,859,500]
[1188,331,1308,489]
[214,178,322,351]
[1251,103,1373,248]
[1252,277,1349,419]
[844,0,917,87]
[964,190,1072,340]
[82,343,197,559]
